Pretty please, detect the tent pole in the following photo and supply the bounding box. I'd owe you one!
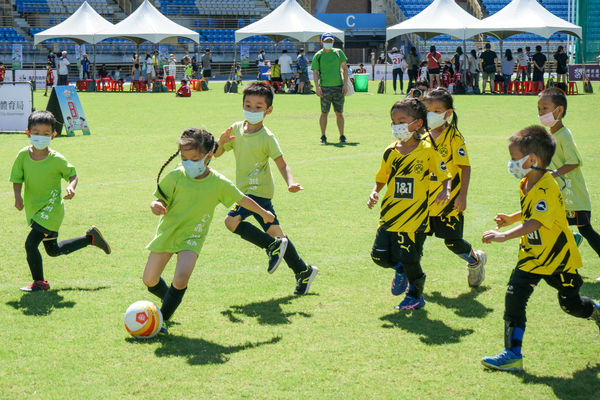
[33,44,37,91]
[384,40,388,94]
[546,38,550,80]
[93,44,97,80]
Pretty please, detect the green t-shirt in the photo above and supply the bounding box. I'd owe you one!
[222,121,283,199]
[9,147,76,232]
[311,48,347,87]
[548,126,591,211]
[147,167,244,255]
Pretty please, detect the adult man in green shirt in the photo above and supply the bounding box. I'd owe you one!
[311,32,349,144]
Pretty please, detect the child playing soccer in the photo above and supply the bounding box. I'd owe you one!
[538,87,600,281]
[44,62,53,96]
[368,98,451,310]
[10,111,111,292]
[481,125,600,371]
[419,88,486,290]
[214,81,318,295]
[142,128,275,335]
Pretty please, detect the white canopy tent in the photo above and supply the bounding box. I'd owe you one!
[469,0,582,40]
[234,0,344,43]
[94,0,199,44]
[386,0,482,42]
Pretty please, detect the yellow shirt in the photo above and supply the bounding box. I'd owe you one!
[517,172,582,275]
[425,125,471,218]
[376,140,450,233]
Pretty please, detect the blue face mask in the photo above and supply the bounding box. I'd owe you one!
[30,135,52,150]
[507,154,536,179]
[182,154,208,179]
[243,109,265,124]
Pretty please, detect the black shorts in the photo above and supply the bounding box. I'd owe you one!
[202,69,211,78]
[227,194,279,231]
[428,68,440,75]
[427,215,464,240]
[372,227,425,265]
[30,221,58,238]
[566,210,591,226]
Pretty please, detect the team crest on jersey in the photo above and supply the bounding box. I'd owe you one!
[440,161,447,172]
[458,147,466,157]
[414,160,424,174]
[535,200,547,212]
[439,146,449,157]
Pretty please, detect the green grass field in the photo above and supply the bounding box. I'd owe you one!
[1,83,599,399]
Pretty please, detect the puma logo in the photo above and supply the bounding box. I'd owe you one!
[446,223,456,231]
[400,244,411,252]
[560,274,574,287]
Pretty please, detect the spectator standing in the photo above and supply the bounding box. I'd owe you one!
[98,64,108,79]
[81,54,90,80]
[532,45,546,83]
[279,49,293,91]
[501,49,515,94]
[257,49,266,66]
[468,49,479,89]
[388,46,406,95]
[525,46,532,80]
[201,48,212,87]
[145,52,153,85]
[311,32,349,144]
[43,62,53,96]
[426,45,442,89]
[515,48,529,81]
[152,50,159,77]
[296,48,309,94]
[479,43,498,94]
[452,46,466,81]
[47,50,56,69]
[554,45,568,85]
[168,54,176,77]
[57,51,70,86]
[406,47,419,89]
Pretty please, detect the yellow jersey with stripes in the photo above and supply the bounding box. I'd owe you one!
[517,172,582,275]
[424,125,470,218]
[376,140,450,233]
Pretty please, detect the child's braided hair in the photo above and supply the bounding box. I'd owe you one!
[390,97,429,138]
[156,128,217,200]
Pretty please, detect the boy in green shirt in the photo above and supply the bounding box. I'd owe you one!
[538,88,600,281]
[10,111,110,292]
[214,81,317,295]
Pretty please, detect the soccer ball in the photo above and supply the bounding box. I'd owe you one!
[124,300,163,339]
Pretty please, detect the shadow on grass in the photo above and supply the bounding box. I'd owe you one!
[6,286,109,316]
[127,335,282,365]
[322,141,360,148]
[514,363,600,400]
[221,295,313,325]
[380,309,474,345]
[579,279,600,299]
[426,287,494,318]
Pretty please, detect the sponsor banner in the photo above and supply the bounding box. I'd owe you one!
[240,45,250,68]
[47,86,90,136]
[0,82,33,132]
[12,44,23,69]
[568,64,600,81]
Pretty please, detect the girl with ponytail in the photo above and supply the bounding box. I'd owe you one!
[142,128,275,335]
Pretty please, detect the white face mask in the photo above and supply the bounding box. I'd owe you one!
[323,42,334,50]
[538,108,559,127]
[243,109,265,124]
[507,153,536,179]
[427,111,449,130]
[392,122,415,142]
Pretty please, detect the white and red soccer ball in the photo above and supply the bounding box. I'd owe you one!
[124,300,163,339]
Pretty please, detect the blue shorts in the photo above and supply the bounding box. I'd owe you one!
[227,194,279,231]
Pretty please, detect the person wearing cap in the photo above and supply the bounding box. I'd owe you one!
[201,48,212,87]
[311,32,349,144]
[296,48,309,94]
[388,46,406,95]
[57,51,70,86]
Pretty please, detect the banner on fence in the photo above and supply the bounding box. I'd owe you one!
[0,82,33,132]
[568,65,600,81]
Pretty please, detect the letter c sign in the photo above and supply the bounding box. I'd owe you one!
[346,15,356,28]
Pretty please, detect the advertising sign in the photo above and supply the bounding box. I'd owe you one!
[0,82,33,132]
[12,44,23,69]
[46,86,90,136]
[569,64,600,81]
[240,45,250,68]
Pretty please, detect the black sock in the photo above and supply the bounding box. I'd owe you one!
[25,229,45,281]
[233,221,274,249]
[160,285,187,321]
[578,224,600,258]
[283,237,307,274]
[148,277,169,300]
[43,236,90,257]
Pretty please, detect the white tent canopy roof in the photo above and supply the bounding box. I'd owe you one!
[470,0,582,39]
[235,0,344,43]
[33,1,114,45]
[386,0,482,41]
[94,0,199,44]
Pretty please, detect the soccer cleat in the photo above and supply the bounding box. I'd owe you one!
[294,265,318,295]
[339,135,347,143]
[87,226,111,254]
[467,249,487,287]
[266,237,288,274]
[158,321,168,336]
[395,294,425,311]
[320,135,327,144]
[481,349,523,371]
[573,232,583,247]
[391,268,408,296]
[20,280,50,292]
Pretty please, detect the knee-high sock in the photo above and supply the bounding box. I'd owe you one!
[233,221,274,249]
[444,239,478,264]
[43,236,91,257]
[148,277,169,301]
[160,285,187,322]
[283,238,307,274]
[578,224,600,258]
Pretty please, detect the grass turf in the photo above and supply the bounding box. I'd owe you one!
[0,83,599,399]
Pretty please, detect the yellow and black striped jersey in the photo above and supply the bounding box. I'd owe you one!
[517,172,582,275]
[425,125,470,218]
[376,140,451,233]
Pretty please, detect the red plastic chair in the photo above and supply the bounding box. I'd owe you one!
[494,81,504,93]
[507,80,520,94]
[165,75,176,91]
[531,81,545,94]
[567,81,578,95]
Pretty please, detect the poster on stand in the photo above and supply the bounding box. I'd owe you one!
[240,46,250,68]
[12,44,23,69]
[46,85,90,136]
